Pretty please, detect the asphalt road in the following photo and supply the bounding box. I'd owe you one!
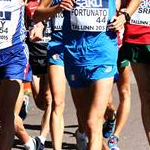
[13,71,150,150]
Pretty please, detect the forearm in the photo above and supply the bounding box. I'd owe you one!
[33,4,62,23]
[126,0,141,16]
[116,0,121,11]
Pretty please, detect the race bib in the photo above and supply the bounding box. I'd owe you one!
[28,20,51,43]
[130,0,150,26]
[52,12,64,30]
[0,11,11,42]
[0,9,23,47]
[42,21,51,43]
[70,0,109,32]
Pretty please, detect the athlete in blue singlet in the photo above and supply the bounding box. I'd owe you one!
[34,1,66,149]
[62,1,118,150]
[46,4,66,150]
[0,0,32,149]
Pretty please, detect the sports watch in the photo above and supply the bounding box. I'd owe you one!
[122,12,131,22]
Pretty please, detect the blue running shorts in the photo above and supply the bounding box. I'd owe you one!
[0,43,32,82]
[65,64,117,88]
[47,43,64,66]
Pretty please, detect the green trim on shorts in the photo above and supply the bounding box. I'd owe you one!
[118,43,150,65]
[118,59,130,68]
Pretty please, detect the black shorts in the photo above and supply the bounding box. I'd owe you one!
[26,40,48,75]
[117,42,150,67]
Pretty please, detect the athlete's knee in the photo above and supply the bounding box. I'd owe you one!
[52,98,65,115]
[87,115,103,134]
[118,86,131,102]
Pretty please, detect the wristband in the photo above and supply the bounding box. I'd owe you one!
[121,12,131,22]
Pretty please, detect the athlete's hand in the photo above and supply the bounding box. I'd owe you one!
[29,22,44,42]
[108,14,126,32]
[59,0,75,11]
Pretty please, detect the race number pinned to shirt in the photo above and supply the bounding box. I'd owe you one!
[130,0,150,26]
[52,12,64,31]
[70,0,109,32]
[28,20,52,43]
[42,21,51,43]
[0,9,22,48]
[0,11,10,41]
[0,0,26,49]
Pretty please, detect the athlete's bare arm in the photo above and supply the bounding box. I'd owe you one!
[33,0,74,23]
[116,0,121,11]
[108,0,141,31]
[18,0,25,3]
[125,0,142,16]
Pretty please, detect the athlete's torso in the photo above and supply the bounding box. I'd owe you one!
[49,0,63,45]
[62,0,118,66]
[124,0,150,44]
[0,0,26,49]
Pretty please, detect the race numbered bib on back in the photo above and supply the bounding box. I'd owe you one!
[70,0,109,32]
[130,0,150,26]
[52,12,64,31]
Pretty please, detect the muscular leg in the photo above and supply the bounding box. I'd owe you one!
[0,79,22,150]
[114,66,131,137]
[15,74,51,148]
[14,83,31,144]
[71,77,114,150]
[31,74,52,139]
[131,63,150,145]
[87,77,114,150]
[105,94,116,120]
[48,65,66,150]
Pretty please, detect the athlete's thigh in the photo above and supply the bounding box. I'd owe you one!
[48,64,66,103]
[0,79,22,111]
[31,74,51,107]
[131,63,150,90]
[89,77,114,117]
[117,66,131,91]
[39,74,51,105]
[71,86,91,125]
[71,86,91,111]
[31,75,41,97]
[131,63,150,113]
[14,82,24,114]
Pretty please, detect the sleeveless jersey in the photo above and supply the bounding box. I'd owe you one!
[124,0,150,44]
[62,0,118,66]
[49,0,63,46]
[0,0,26,49]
